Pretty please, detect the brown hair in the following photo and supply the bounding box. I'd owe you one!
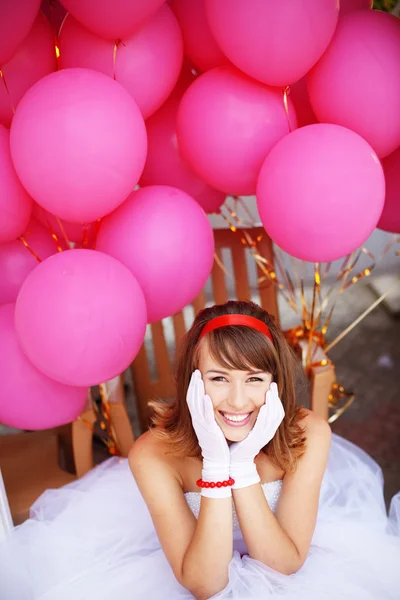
[150,300,307,474]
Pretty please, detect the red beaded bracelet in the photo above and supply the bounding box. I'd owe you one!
[196,478,235,489]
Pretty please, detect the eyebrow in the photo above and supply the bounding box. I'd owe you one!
[205,369,267,375]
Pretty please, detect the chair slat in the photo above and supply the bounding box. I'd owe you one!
[231,244,251,300]
[211,248,228,304]
[151,321,172,382]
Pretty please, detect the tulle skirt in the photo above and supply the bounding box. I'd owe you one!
[0,433,399,600]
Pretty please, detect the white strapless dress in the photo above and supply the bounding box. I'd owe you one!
[0,434,399,600]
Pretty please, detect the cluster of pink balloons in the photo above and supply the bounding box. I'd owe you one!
[1,0,400,431]
[0,0,217,430]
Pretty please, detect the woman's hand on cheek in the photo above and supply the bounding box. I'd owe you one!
[186,370,231,497]
[229,383,285,489]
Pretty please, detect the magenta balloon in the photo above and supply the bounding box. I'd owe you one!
[10,68,147,223]
[288,77,318,129]
[59,5,183,119]
[0,303,88,430]
[0,219,58,305]
[307,11,400,159]
[0,13,57,128]
[15,249,147,387]
[177,66,297,196]
[0,0,41,66]
[0,125,32,243]
[339,0,372,17]
[96,186,215,323]
[205,0,339,87]
[378,148,400,234]
[140,73,225,213]
[171,0,230,72]
[60,0,166,40]
[256,124,385,263]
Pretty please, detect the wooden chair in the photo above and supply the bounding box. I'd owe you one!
[131,227,336,430]
[0,228,335,525]
[0,376,133,525]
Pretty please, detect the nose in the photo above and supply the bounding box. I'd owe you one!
[225,381,251,411]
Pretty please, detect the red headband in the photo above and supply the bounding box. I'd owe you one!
[199,314,274,344]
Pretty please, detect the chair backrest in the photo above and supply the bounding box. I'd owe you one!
[131,227,278,429]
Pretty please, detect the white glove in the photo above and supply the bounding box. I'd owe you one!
[186,370,231,498]
[229,382,285,490]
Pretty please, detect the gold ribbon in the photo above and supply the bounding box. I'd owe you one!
[328,384,355,425]
[78,384,121,456]
[285,326,355,424]
[113,40,123,80]
[0,69,16,115]
[18,236,42,262]
[282,85,292,132]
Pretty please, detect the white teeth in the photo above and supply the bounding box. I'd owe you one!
[222,413,250,422]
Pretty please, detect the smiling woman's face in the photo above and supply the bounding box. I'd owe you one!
[198,340,273,442]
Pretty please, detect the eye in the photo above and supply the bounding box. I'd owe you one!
[211,376,227,382]
[247,377,264,383]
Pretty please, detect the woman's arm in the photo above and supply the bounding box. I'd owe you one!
[233,414,331,574]
[129,438,233,600]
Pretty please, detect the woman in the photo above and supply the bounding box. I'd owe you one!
[0,301,399,599]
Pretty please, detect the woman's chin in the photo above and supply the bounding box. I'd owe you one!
[221,424,252,443]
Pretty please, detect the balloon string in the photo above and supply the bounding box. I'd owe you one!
[18,237,42,262]
[113,40,122,80]
[93,219,102,248]
[82,225,89,248]
[55,43,60,67]
[0,69,15,114]
[213,251,234,281]
[55,217,71,248]
[41,213,65,252]
[283,85,292,132]
[46,0,63,68]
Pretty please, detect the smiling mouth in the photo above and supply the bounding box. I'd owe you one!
[219,411,253,427]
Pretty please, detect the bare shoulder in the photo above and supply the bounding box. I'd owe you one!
[298,407,331,442]
[128,429,182,484]
[291,407,332,478]
[128,428,166,462]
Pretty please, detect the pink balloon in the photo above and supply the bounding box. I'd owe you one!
[307,10,400,159]
[15,249,147,387]
[96,186,215,323]
[32,204,97,248]
[170,0,230,72]
[339,0,372,17]
[0,0,41,66]
[0,218,59,305]
[140,72,225,213]
[205,0,339,87]
[288,77,318,128]
[59,6,183,120]
[0,125,32,243]
[257,124,385,263]
[60,0,166,40]
[0,13,57,128]
[177,66,297,196]
[0,303,87,430]
[10,68,147,223]
[378,147,400,234]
